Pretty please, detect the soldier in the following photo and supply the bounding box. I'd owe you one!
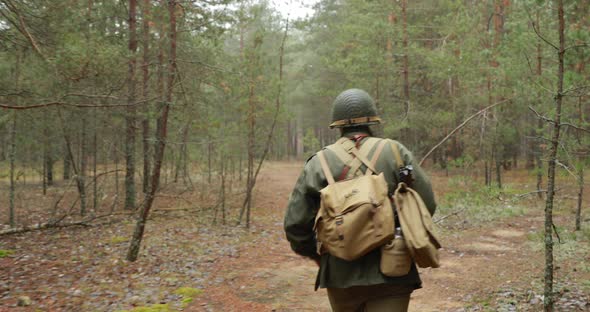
[284,88,437,312]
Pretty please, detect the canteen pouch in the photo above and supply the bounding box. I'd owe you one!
[380,236,412,277]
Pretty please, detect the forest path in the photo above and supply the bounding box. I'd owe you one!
[187,161,546,312]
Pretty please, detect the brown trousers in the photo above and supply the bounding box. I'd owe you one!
[327,284,413,312]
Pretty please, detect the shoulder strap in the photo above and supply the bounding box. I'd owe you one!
[350,147,377,174]
[317,151,335,185]
[347,138,379,177]
[326,138,355,166]
[389,140,404,169]
[364,139,388,176]
[359,137,380,157]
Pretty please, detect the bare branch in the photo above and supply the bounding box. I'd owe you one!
[564,43,589,52]
[419,98,512,166]
[523,52,554,94]
[530,106,590,133]
[0,96,157,110]
[0,212,134,236]
[562,85,590,96]
[555,159,578,179]
[515,189,547,198]
[562,122,590,134]
[2,0,47,59]
[531,21,558,51]
[552,223,562,244]
[63,93,121,100]
[433,207,467,224]
[529,105,555,124]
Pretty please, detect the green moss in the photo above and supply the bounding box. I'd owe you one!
[109,236,129,244]
[119,304,170,312]
[181,297,193,308]
[174,287,203,298]
[0,250,14,258]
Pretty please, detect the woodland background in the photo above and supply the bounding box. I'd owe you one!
[0,0,589,311]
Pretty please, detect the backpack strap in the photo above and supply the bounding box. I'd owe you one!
[329,137,355,164]
[370,139,388,167]
[328,137,379,180]
[317,151,335,185]
[389,140,404,169]
[349,146,377,174]
[326,141,360,180]
[348,137,380,178]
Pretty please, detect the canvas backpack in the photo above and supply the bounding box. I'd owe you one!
[313,137,395,261]
[389,141,441,268]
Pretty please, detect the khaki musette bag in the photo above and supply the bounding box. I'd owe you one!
[314,138,395,261]
[389,141,441,269]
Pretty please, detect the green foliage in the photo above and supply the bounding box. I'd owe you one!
[174,287,203,298]
[108,236,129,244]
[303,128,321,158]
[438,176,528,226]
[175,287,203,308]
[448,155,475,169]
[119,304,170,312]
[527,224,590,264]
[0,250,14,258]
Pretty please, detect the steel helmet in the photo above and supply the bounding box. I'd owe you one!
[329,88,381,128]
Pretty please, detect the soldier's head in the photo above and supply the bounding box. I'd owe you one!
[330,88,381,135]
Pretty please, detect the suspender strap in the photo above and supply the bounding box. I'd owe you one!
[317,151,335,185]
[371,140,387,167]
[329,137,379,180]
[389,140,404,169]
[350,148,377,174]
[348,137,380,178]
[364,139,388,176]
[328,138,355,166]
[323,137,384,182]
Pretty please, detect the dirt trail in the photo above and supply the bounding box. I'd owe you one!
[187,162,551,312]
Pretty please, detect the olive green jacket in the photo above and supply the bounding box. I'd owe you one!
[284,136,436,290]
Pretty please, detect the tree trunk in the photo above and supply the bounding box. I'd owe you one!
[93,110,98,213]
[125,0,138,210]
[141,0,151,195]
[63,141,71,180]
[401,0,409,125]
[80,114,88,216]
[127,0,176,262]
[9,50,21,227]
[495,157,502,189]
[245,69,256,228]
[208,135,212,184]
[221,156,226,224]
[543,1,565,310]
[9,110,17,227]
[114,143,120,211]
[575,166,583,231]
[535,11,544,199]
[44,124,54,187]
[238,22,288,227]
[42,146,47,195]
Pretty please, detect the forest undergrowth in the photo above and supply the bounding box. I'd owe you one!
[0,161,589,311]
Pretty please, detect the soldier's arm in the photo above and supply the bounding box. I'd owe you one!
[284,156,322,261]
[399,143,437,216]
